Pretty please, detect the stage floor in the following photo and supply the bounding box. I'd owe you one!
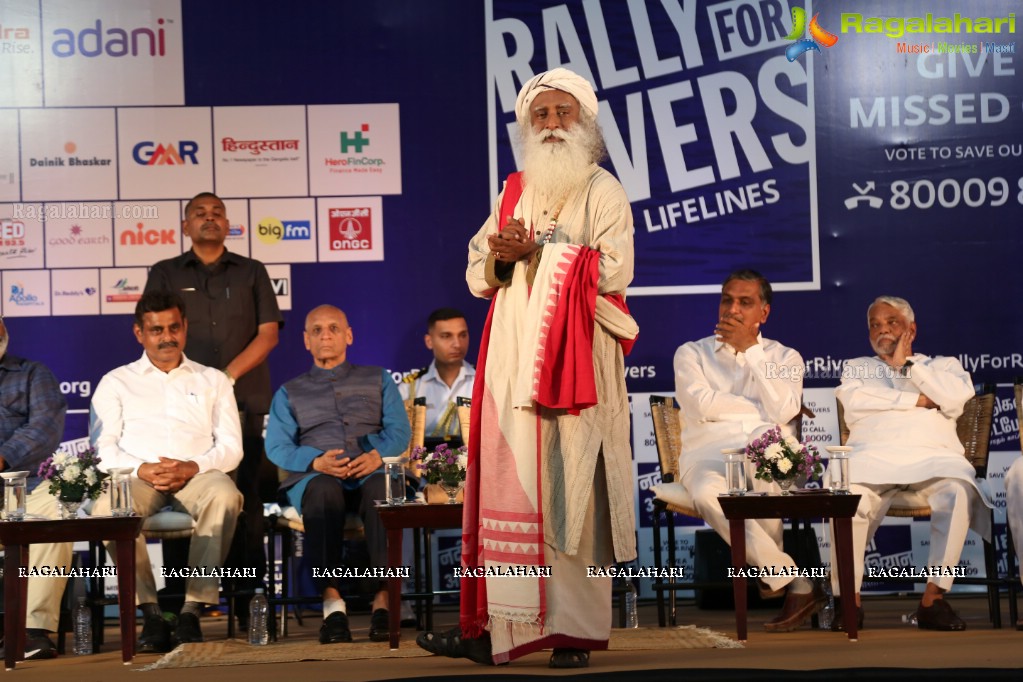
[5,594,1021,680]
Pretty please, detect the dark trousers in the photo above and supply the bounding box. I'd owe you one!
[300,473,387,594]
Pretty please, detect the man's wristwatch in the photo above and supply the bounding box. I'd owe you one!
[898,360,914,377]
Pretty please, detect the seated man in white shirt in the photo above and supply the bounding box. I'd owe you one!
[90,290,243,652]
[832,296,991,632]
[399,308,475,446]
[674,269,822,632]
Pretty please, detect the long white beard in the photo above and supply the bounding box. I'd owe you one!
[520,121,601,201]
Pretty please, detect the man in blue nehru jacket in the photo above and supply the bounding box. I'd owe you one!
[0,316,67,660]
[266,305,411,644]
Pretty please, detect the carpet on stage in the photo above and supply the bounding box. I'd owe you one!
[136,625,742,670]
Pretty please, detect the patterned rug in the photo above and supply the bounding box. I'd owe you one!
[136,626,741,670]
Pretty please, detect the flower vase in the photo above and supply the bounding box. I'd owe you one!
[777,478,795,496]
[57,497,84,519]
[439,480,464,504]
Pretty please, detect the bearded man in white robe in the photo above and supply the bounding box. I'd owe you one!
[417,68,638,669]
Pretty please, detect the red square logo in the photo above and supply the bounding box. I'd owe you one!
[328,208,373,251]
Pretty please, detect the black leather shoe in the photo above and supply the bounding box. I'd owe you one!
[368,608,390,642]
[830,601,865,632]
[176,612,204,643]
[138,614,173,653]
[917,599,966,631]
[319,612,353,644]
[416,627,493,665]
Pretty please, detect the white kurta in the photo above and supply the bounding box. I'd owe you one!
[837,354,981,488]
[675,335,804,479]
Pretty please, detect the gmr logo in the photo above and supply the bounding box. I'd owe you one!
[52,18,167,58]
[133,141,198,165]
[257,218,311,245]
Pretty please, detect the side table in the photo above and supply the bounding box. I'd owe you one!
[376,502,463,650]
[0,515,143,669]
[716,493,861,642]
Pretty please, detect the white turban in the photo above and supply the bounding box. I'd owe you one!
[515,68,598,122]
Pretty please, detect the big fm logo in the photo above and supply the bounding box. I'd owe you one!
[329,208,372,251]
[51,18,168,58]
[784,7,838,61]
[119,222,176,246]
[257,218,311,245]
[133,141,199,165]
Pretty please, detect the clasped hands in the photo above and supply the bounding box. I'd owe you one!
[138,457,199,493]
[313,448,383,480]
[488,219,539,263]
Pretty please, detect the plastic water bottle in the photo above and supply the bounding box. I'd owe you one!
[902,610,918,626]
[817,581,834,630]
[73,597,92,655]
[248,588,269,645]
[625,581,639,628]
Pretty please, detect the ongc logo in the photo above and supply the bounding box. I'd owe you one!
[133,141,198,165]
[256,218,310,245]
[51,18,167,58]
[328,208,372,251]
[119,222,176,246]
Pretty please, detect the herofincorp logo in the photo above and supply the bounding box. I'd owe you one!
[51,18,168,58]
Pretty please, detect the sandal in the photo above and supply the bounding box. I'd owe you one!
[549,648,590,668]
[416,627,494,665]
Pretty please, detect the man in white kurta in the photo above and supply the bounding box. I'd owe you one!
[671,271,825,632]
[832,296,991,631]
[417,68,637,669]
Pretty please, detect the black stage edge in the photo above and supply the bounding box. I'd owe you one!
[373,669,1023,682]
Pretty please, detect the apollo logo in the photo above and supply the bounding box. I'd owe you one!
[257,218,311,245]
[132,141,198,165]
[51,18,167,58]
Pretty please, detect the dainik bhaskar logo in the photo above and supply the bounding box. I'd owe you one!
[329,208,372,251]
[784,7,838,61]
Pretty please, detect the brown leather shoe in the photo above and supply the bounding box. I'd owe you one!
[757,578,785,600]
[764,582,827,632]
[916,598,966,631]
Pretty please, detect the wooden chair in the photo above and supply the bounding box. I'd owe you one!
[833,384,1002,625]
[266,396,426,638]
[1008,378,1023,625]
[456,396,471,445]
[649,396,818,626]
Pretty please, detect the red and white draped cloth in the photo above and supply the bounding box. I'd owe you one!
[460,175,637,662]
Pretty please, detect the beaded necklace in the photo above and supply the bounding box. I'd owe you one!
[535,200,566,246]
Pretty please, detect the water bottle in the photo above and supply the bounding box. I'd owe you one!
[248,588,269,645]
[625,581,639,628]
[73,597,92,655]
[817,581,834,630]
[902,610,918,626]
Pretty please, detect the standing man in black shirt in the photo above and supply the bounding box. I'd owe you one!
[145,192,284,623]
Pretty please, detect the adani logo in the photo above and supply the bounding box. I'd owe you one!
[256,218,310,245]
[132,141,198,165]
[51,18,168,58]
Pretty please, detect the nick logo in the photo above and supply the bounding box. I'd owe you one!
[784,7,838,61]
[132,141,199,165]
[119,222,176,246]
[340,125,369,153]
[51,18,167,58]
